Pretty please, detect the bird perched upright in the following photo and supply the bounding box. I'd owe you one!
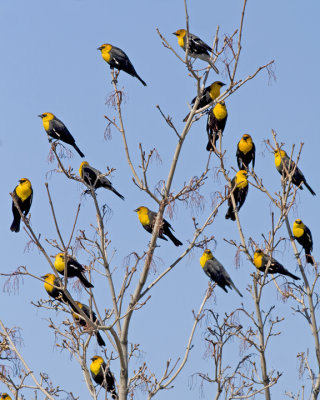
[72,302,105,347]
[38,113,85,157]
[274,149,315,195]
[236,134,255,170]
[79,162,125,200]
[173,29,219,73]
[0,394,12,400]
[253,249,300,280]
[97,43,146,86]
[200,249,242,296]
[90,356,118,399]
[206,101,228,151]
[10,178,33,232]
[225,170,248,221]
[54,253,94,288]
[183,81,225,122]
[41,273,75,308]
[134,206,182,246]
[292,219,314,265]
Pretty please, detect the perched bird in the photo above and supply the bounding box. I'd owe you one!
[206,101,228,151]
[0,394,12,400]
[90,356,118,399]
[134,206,182,246]
[79,162,124,200]
[10,178,33,233]
[38,113,85,157]
[274,149,315,196]
[200,249,243,296]
[97,44,146,86]
[253,249,300,280]
[41,273,75,307]
[292,219,314,265]
[183,81,225,122]
[225,170,248,221]
[236,134,255,170]
[173,29,219,73]
[54,253,94,288]
[72,302,105,347]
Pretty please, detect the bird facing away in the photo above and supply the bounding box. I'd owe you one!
[173,29,219,73]
[97,43,146,86]
[10,178,33,233]
[183,81,225,122]
[206,101,228,151]
[72,302,105,347]
[200,249,243,296]
[1,394,12,400]
[225,170,248,221]
[274,149,315,196]
[54,253,94,288]
[134,206,182,246]
[253,249,300,280]
[90,356,118,399]
[293,219,314,265]
[41,273,76,308]
[236,134,255,170]
[79,161,125,200]
[38,113,85,158]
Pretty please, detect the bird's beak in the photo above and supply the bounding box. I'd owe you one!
[40,275,46,279]
[97,46,102,51]
[221,83,226,86]
[38,114,43,118]
[172,32,178,36]
[133,209,138,212]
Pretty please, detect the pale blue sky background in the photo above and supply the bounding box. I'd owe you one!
[1,0,319,399]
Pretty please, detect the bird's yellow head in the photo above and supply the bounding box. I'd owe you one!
[295,219,302,225]
[79,161,89,177]
[134,206,148,215]
[200,249,213,267]
[97,43,112,53]
[242,134,252,142]
[38,112,55,121]
[18,178,32,187]
[41,273,55,282]
[274,149,287,158]
[54,253,66,272]
[1,394,12,400]
[173,29,186,38]
[253,249,264,268]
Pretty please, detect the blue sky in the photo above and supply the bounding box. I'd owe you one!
[1,0,320,399]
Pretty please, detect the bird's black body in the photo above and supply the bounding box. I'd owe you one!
[206,107,227,151]
[10,183,33,233]
[294,224,314,265]
[256,253,300,280]
[225,176,248,221]
[56,255,94,288]
[236,141,255,170]
[91,360,118,399]
[74,303,105,347]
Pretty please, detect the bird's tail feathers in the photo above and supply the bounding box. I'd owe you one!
[230,282,243,297]
[96,331,106,347]
[197,53,219,74]
[165,230,183,246]
[10,218,21,232]
[73,143,85,158]
[79,273,94,288]
[112,188,125,200]
[306,253,314,265]
[285,270,300,280]
[304,181,316,196]
[136,74,147,86]
[225,207,235,221]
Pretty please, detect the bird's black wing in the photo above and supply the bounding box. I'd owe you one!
[110,46,137,75]
[252,143,256,169]
[204,259,228,292]
[188,33,211,55]
[82,165,101,188]
[50,118,75,145]
[190,86,211,107]
[236,185,248,211]
[304,226,313,251]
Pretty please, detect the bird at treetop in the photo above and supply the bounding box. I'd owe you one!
[97,43,146,86]
[38,113,85,158]
[253,249,300,280]
[54,253,94,288]
[200,249,243,296]
[274,149,315,196]
[292,219,314,265]
[236,134,255,170]
[41,273,75,308]
[90,355,118,399]
[225,170,248,221]
[183,81,225,122]
[206,101,228,151]
[72,302,105,347]
[79,161,125,200]
[0,394,12,400]
[173,29,219,74]
[10,178,33,233]
[134,206,182,246]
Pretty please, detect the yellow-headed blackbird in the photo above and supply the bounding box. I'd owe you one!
[0,394,12,400]
[90,356,118,399]
[72,302,105,347]
[79,162,124,200]
[225,170,248,221]
[183,81,225,122]
[38,113,85,157]
[293,219,314,265]
[206,101,228,151]
[54,253,94,288]
[134,206,182,246]
[200,249,243,296]
[97,44,146,86]
[274,149,315,195]
[41,273,75,307]
[236,134,255,170]
[173,29,219,74]
[10,178,33,233]
[253,249,300,280]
